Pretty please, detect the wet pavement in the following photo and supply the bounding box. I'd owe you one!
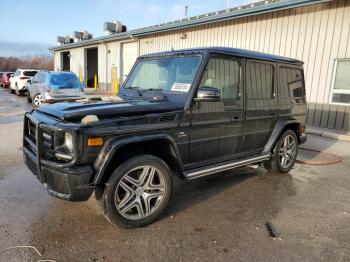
[0,87,349,262]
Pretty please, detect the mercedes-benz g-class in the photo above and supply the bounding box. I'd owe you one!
[23,47,307,228]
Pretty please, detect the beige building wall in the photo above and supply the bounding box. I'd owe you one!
[139,0,350,130]
[54,52,60,71]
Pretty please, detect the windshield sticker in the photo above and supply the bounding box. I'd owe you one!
[171,83,191,92]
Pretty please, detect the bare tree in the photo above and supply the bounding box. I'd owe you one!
[0,55,54,72]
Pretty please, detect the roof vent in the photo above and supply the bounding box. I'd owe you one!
[57,35,74,45]
[82,31,93,40]
[104,21,127,35]
[73,31,83,41]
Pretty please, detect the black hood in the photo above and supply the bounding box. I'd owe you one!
[36,99,183,122]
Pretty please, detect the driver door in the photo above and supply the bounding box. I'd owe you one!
[188,55,243,167]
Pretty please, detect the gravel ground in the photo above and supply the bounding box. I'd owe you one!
[0,87,349,262]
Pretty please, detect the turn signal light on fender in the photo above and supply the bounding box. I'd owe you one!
[88,137,103,146]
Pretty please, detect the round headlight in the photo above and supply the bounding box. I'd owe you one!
[64,132,73,151]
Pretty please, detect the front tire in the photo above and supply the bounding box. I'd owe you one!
[27,91,32,103]
[101,155,172,228]
[15,83,20,96]
[265,129,298,173]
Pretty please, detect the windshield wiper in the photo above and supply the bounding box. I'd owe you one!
[141,88,163,91]
[125,86,140,89]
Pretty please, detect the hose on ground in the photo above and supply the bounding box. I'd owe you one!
[296,147,342,165]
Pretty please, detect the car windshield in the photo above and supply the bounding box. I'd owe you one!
[23,71,38,76]
[124,56,201,93]
[50,74,82,89]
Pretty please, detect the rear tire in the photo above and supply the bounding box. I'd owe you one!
[264,129,298,173]
[100,155,172,228]
[32,93,43,108]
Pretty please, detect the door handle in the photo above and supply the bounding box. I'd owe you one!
[232,116,241,121]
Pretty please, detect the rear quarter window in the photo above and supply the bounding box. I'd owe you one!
[279,67,305,100]
[23,71,38,77]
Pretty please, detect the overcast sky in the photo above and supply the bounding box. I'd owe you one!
[0,0,255,57]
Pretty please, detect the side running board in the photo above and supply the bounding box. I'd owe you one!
[183,154,270,180]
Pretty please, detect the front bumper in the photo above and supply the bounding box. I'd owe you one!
[24,147,94,201]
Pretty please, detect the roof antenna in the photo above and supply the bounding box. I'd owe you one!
[185,5,188,17]
[227,0,230,9]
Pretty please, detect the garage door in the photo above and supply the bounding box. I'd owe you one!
[122,41,138,82]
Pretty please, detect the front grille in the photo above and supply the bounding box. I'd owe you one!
[42,129,55,160]
[27,118,37,147]
[24,116,55,160]
[42,167,70,195]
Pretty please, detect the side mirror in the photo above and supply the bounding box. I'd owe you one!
[27,79,31,84]
[195,87,221,102]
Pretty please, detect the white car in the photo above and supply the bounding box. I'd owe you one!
[10,69,39,95]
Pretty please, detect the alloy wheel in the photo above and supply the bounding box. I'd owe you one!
[33,94,43,107]
[279,135,297,169]
[114,165,166,220]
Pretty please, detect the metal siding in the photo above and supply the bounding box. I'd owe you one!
[54,52,60,71]
[122,41,139,81]
[138,0,350,130]
[68,47,85,81]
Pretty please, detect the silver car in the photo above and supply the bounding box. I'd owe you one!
[27,71,85,107]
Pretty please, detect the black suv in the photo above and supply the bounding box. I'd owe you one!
[23,47,307,228]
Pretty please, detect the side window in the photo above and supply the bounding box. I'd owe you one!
[33,73,39,83]
[38,73,46,83]
[280,67,305,100]
[246,62,274,103]
[199,56,241,107]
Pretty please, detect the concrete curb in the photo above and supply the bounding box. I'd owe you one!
[306,129,350,142]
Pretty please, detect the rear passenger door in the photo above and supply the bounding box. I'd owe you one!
[242,60,277,153]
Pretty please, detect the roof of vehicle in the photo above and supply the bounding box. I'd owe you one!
[17,69,40,71]
[139,47,303,65]
[49,71,76,74]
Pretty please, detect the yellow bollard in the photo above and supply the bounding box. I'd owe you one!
[111,67,119,95]
[78,67,83,84]
[114,75,119,95]
[94,75,98,90]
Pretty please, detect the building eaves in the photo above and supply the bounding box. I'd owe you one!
[50,0,332,52]
[131,0,332,36]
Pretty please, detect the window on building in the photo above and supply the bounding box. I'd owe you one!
[331,59,350,105]
[246,62,274,103]
[199,56,241,107]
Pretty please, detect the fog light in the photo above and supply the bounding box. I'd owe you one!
[55,152,73,161]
